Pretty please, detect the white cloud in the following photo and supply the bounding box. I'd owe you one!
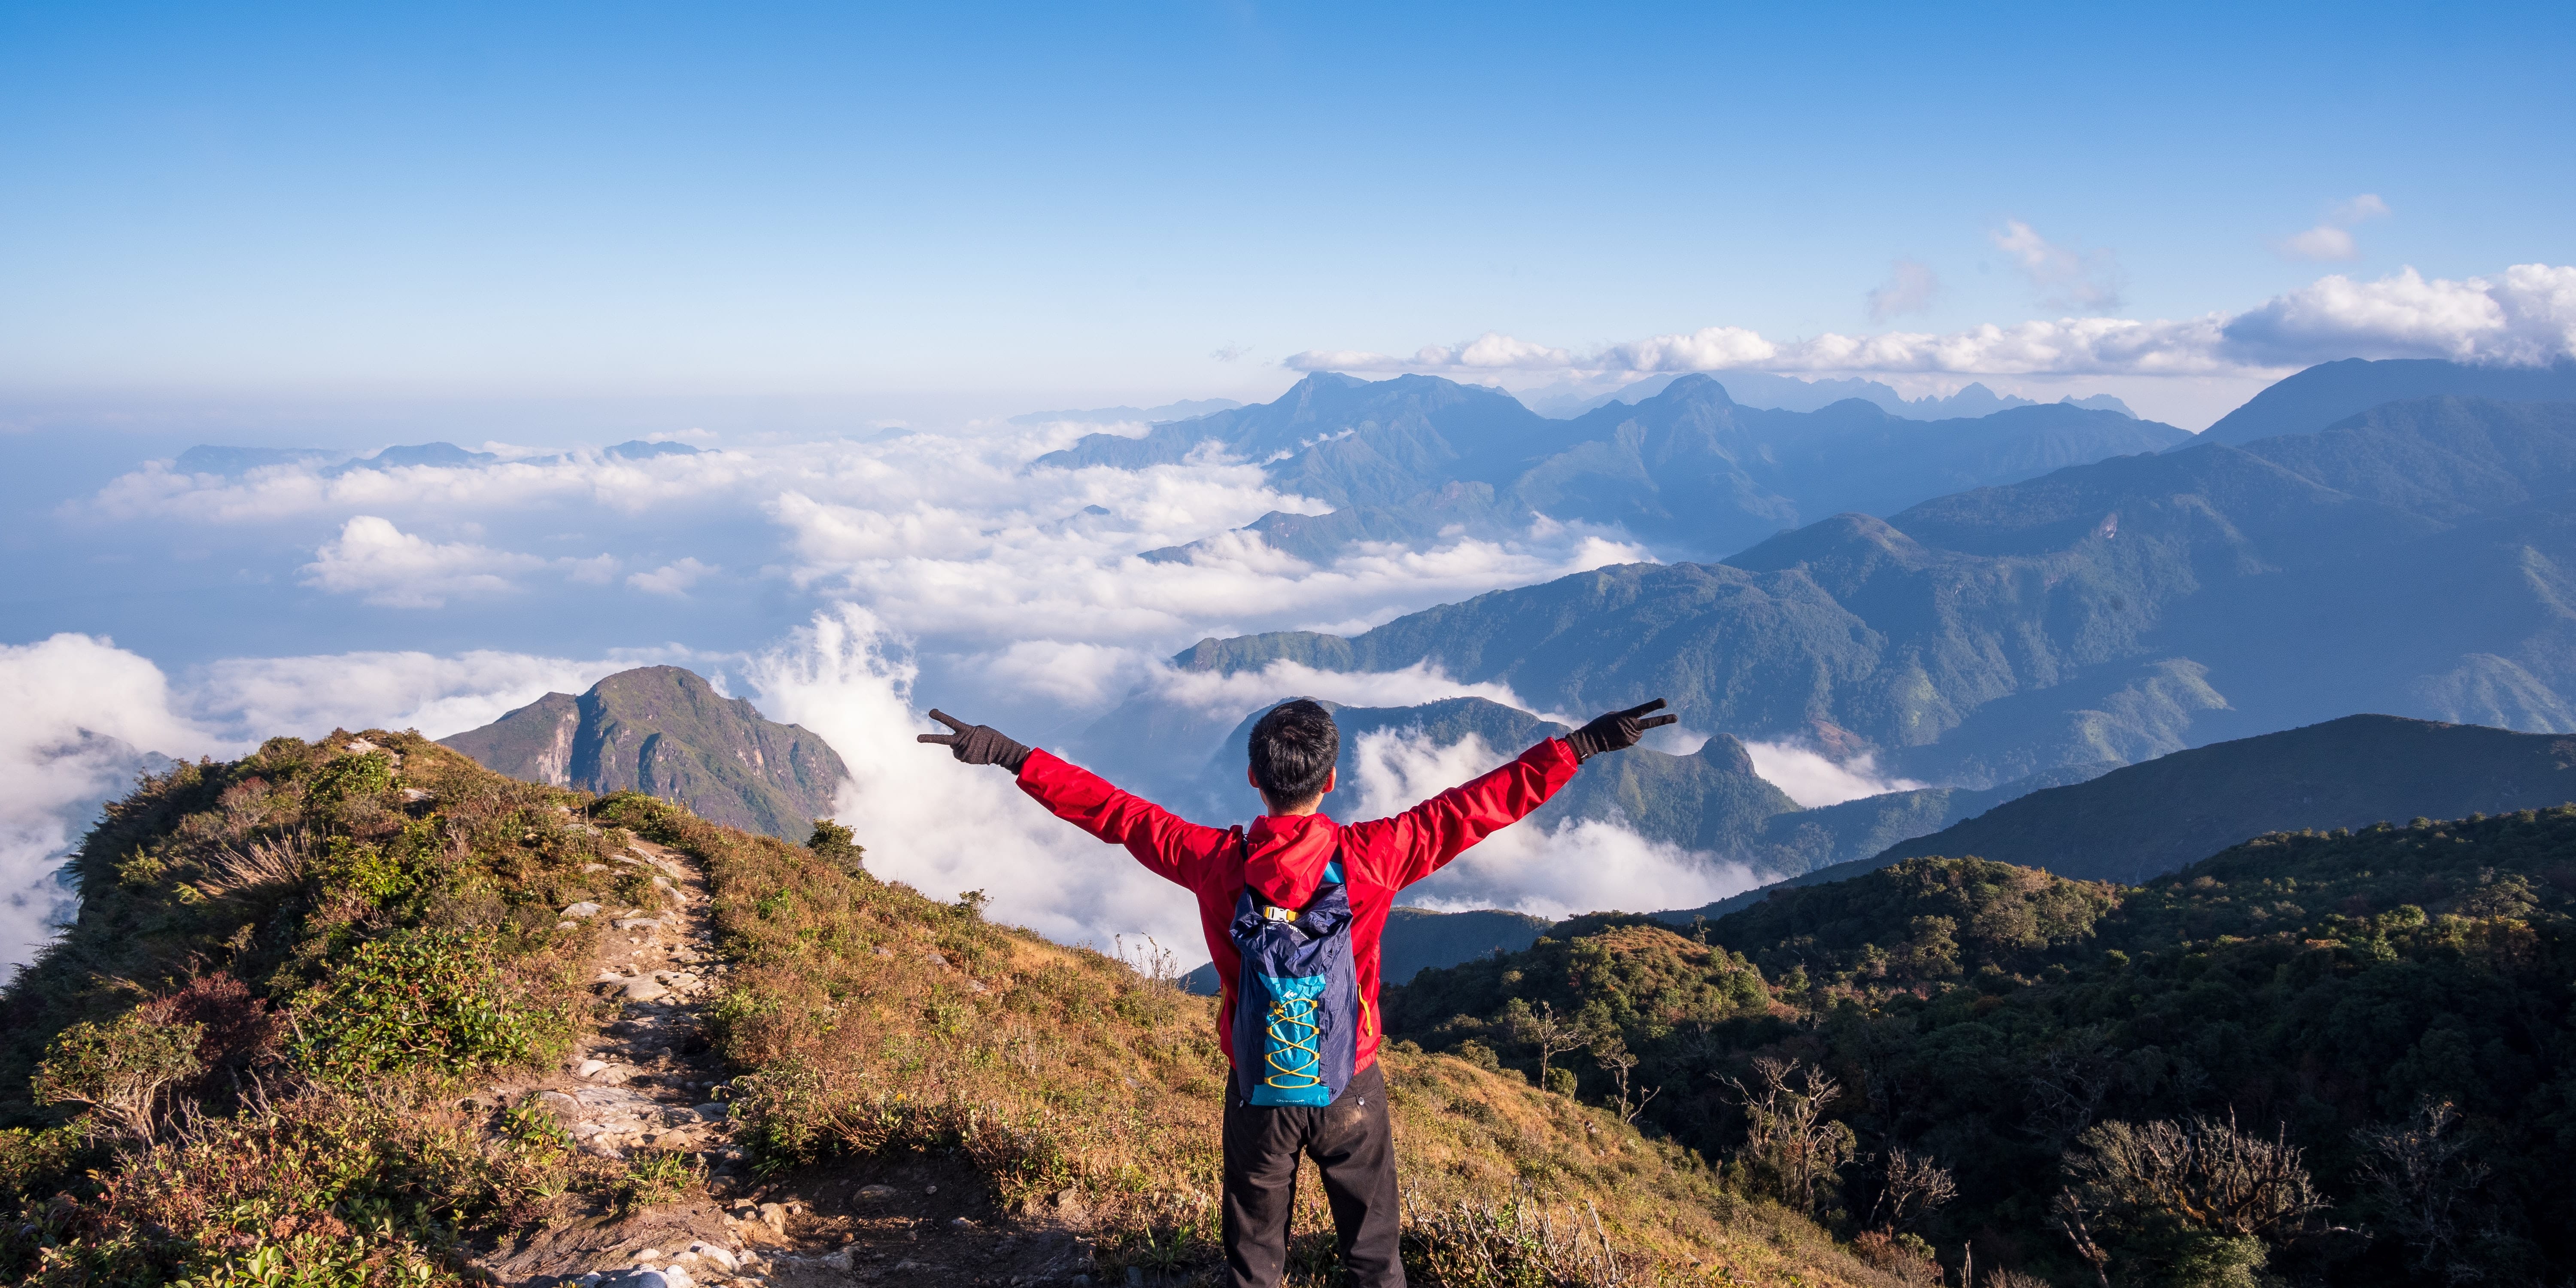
[2221,263,2576,367]
[299,516,627,608]
[628,557,718,597]
[1741,740,1925,808]
[1285,262,2576,382]
[768,480,1649,647]
[2277,193,2391,262]
[743,605,1204,954]
[975,641,1161,710]
[193,646,698,742]
[2280,226,2358,261]
[1867,258,1941,322]
[87,445,755,525]
[1151,658,1549,723]
[1989,219,2125,312]
[0,636,232,980]
[1346,728,1759,917]
[300,516,549,608]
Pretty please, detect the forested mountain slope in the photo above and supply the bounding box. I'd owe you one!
[1386,809,2576,1286]
[1656,714,2576,926]
[0,730,1890,1288]
[1856,714,2576,884]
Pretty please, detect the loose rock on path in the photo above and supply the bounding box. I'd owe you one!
[471,828,1102,1288]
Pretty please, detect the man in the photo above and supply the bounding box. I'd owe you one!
[918,696,1675,1288]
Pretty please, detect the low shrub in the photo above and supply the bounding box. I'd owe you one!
[287,928,568,1081]
[30,1007,205,1145]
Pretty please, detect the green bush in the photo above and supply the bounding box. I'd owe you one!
[171,1234,440,1288]
[289,929,564,1080]
[0,1124,94,1206]
[31,1009,206,1143]
[319,836,413,902]
[304,751,394,810]
[806,817,865,874]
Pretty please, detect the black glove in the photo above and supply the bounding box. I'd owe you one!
[1566,699,1677,762]
[917,709,1031,772]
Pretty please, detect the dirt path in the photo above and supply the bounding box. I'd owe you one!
[472,834,1100,1288]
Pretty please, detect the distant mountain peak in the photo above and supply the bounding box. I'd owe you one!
[440,665,848,839]
[604,439,702,460]
[2198,357,2576,445]
[1649,373,1736,406]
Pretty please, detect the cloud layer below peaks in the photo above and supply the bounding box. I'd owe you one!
[1290,263,2576,379]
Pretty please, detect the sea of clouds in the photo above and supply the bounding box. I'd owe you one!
[3,407,1814,979]
[29,252,2542,977]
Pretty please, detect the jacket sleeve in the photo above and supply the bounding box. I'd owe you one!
[1342,738,1580,891]
[1015,748,1236,888]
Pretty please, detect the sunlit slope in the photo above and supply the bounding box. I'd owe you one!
[2,729,1892,1288]
[645,787,1893,1285]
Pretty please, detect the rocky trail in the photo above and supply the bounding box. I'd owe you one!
[471,832,1101,1288]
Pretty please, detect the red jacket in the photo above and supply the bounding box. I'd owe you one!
[1015,737,1581,1075]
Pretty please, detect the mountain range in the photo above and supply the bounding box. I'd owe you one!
[2196,356,2576,444]
[438,665,848,840]
[1053,371,2184,562]
[1545,370,2138,420]
[1345,711,2576,981]
[1154,389,2576,794]
[1656,712,2576,920]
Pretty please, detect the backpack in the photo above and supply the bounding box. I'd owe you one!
[1228,844,1360,1107]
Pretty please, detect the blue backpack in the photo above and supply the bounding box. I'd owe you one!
[1228,848,1360,1107]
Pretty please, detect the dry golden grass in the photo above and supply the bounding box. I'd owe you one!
[606,792,1900,1288]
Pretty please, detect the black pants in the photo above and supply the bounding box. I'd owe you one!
[1221,1062,1404,1288]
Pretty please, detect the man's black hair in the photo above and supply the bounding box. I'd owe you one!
[1249,699,1340,808]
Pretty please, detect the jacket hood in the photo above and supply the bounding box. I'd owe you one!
[1242,811,1341,907]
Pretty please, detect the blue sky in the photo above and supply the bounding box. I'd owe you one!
[4,1,2570,421]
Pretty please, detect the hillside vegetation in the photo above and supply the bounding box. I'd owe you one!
[3,732,1895,1288]
[1656,714,2576,930]
[1387,811,2576,1285]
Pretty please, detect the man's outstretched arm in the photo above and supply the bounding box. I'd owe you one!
[1346,699,1677,890]
[917,708,1230,887]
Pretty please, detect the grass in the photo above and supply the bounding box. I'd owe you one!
[3,732,1902,1288]
[601,790,1901,1287]
[0,730,657,1285]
